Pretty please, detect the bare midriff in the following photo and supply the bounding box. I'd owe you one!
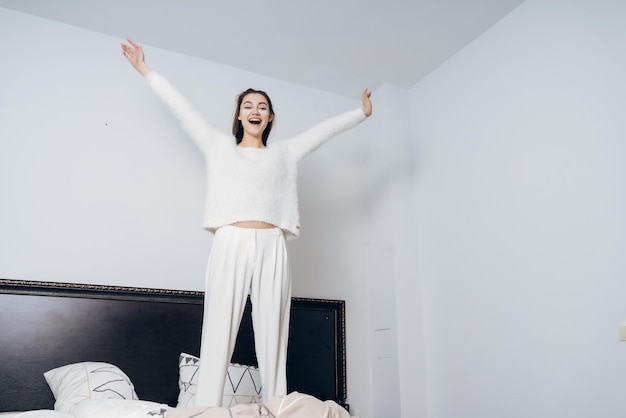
[231,221,277,229]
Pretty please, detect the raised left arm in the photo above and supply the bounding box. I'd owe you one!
[286,89,372,161]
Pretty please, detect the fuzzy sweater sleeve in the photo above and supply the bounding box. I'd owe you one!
[145,71,223,154]
[285,108,367,161]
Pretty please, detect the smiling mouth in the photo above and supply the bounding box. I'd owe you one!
[249,119,262,125]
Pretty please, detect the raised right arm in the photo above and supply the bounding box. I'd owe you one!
[121,39,222,153]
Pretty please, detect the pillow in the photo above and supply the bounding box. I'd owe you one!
[177,353,262,407]
[44,362,138,413]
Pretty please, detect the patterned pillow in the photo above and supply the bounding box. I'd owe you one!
[44,362,138,413]
[177,353,262,407]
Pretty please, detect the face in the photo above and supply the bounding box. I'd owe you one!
[238,93,274,140]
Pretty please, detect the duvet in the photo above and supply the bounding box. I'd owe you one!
[167,392,352,418]
[3,393,357,418]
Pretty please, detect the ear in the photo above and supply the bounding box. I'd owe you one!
[269,114,274,122]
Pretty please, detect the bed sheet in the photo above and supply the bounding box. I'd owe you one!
[0,393,356,418]
[71,400,167,418]
[0,412,73,418]
[0,401,166,418]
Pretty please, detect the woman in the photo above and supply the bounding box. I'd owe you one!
[121,39,372,407]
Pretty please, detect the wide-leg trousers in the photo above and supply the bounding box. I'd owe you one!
[195,225,292,407]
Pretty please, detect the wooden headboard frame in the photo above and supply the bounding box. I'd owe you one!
[0,278,347,412]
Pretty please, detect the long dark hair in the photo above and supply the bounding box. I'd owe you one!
[232,88,275,146]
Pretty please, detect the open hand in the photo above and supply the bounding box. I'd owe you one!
[121,39,151,76]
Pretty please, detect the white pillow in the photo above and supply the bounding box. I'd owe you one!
[43,362,138,413]
[177,353,262,407]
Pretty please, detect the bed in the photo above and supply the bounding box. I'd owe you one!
[0,278,352,417]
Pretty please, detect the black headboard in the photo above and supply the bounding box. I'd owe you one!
[0,278,346,412]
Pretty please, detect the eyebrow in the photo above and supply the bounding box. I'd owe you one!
[243,100,268,106]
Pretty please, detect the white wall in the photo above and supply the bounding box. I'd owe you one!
[366,84,427,418]
[0,8,377,417]
[409,0,626,417]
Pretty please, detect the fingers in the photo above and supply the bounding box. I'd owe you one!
[121,39,141,55]
[121,43,131,60]
[361,88,372,117]
[127,38,142,50]
[121,39,143,63]
[121,41,133,56]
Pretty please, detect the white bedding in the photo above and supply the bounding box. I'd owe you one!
[0,401,165,418]
[1,394,357,418]
[0,412,73,418]
[72,400,168,418]
[166,392,354,418]
[0,401,166,418]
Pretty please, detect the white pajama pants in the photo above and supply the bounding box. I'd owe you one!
[195,225,292,407]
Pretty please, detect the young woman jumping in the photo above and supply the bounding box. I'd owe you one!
[121,39,372,407]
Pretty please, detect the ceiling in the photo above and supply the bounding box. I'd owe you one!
[0,0,525,97]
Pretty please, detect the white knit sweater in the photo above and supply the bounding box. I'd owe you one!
[145,72,366,238]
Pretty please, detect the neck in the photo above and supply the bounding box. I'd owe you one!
[239,134,265,148]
